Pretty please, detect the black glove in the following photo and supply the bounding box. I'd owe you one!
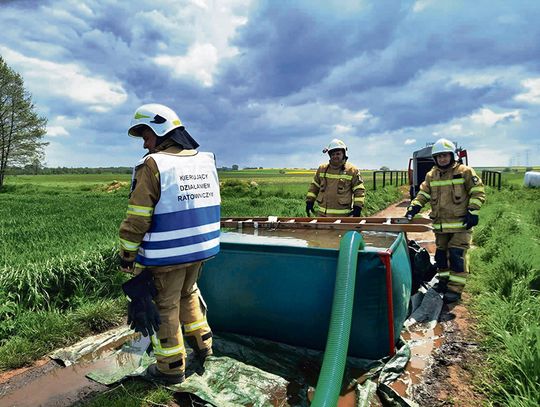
[122,269,161,337]
[352,206,362,217]
[405,205,422,220]
[306,201,315,217]
[463,210,479,230]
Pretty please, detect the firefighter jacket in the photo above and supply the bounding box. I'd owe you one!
[306,161,365,216]
[410,162,485,233]
[119,139,221,268]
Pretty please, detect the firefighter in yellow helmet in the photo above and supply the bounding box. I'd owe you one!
[306,139,365,217]
[119,103,220,384]
[405,138,485,303]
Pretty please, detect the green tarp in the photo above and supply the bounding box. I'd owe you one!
[59,330,419,407]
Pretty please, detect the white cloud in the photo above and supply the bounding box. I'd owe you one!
[0,46,127,109]
[46,126,69,137]
[467,147,511,167]
[450,73,499,89]
[150,1,251,86]
[404,138,416,145]
[344,109,372,123]
[470,108,520,127]
[413,0,435,13]
[334,124,352,134]
[154,43,219,87]
[45,115,83,138]
[515,78,540,104]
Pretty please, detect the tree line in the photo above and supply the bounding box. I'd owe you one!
[6,166,133,176]
[0,56,47,190]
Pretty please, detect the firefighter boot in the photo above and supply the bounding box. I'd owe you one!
[150,329,187,379]
[146,363,185,385]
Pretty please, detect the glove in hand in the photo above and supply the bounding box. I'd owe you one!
[306,201,315,217]
[463,210,479,230]
[405,205,421,220]
[122,270,161,337]
[127,297,161,337]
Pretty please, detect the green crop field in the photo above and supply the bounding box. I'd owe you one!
[0,170,402,370]
[1,168,538,406]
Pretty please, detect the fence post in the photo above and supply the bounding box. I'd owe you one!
[373,171,377,190]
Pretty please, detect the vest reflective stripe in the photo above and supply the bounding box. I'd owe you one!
[469,198,483,207]
[431,179,465,187]
[352,184,364,191]
[353,197,364,203]
[151,334,185,357]
[470,186,484,193]
[321,173,353,180]
[127,204,153,217]
[184,318,209,333]
[419,190,431,199]
[320,207,351,215]
[438,271,451,278]
[449,274,467,284]
[432,222,466,231]
[312,179,320,188]
[120,238,139,251]
[143,229,220,250]
[306,192,317,198]
[143,221,220,244]
[135,152,221,266]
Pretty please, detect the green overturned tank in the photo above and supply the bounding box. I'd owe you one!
[198,228,412,360]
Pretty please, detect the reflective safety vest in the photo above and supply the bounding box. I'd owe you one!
[135,152,221,266]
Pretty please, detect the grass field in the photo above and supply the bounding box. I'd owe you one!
[1,168,538,406]
[468,184,540,406]
[0,169,402,371]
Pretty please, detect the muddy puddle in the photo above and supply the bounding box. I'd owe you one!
[0,319,445,407]
[0,336,149,407]
[390,323,444,399]
[221,228,398,250]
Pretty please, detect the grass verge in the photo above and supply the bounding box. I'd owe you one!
[468,185,540,406]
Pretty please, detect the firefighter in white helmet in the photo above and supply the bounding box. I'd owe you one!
[306,139,365,217]
[405,138,485,303]
[119,103,220,384]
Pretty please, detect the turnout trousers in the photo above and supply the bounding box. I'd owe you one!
[150,261,213,375]
[434,231,472,296]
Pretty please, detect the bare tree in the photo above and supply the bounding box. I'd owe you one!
[0,56,47,189]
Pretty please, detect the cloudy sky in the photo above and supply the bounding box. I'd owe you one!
[1,0,539,169]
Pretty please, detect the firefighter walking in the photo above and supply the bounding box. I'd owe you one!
[306,139,365,217]
[119,104,220,384]
[406,138,485,303]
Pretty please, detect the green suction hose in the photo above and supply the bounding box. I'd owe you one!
[311,230,365,407]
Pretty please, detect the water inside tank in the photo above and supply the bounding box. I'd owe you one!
[221,227,398,250]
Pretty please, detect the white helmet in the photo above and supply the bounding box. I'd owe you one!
[322,138,348,154]
[128,103,183,138]
[431,138,456,157]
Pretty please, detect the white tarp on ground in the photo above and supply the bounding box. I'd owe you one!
[524,171,540,187]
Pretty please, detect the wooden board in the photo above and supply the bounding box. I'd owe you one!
[221,216,432,233]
